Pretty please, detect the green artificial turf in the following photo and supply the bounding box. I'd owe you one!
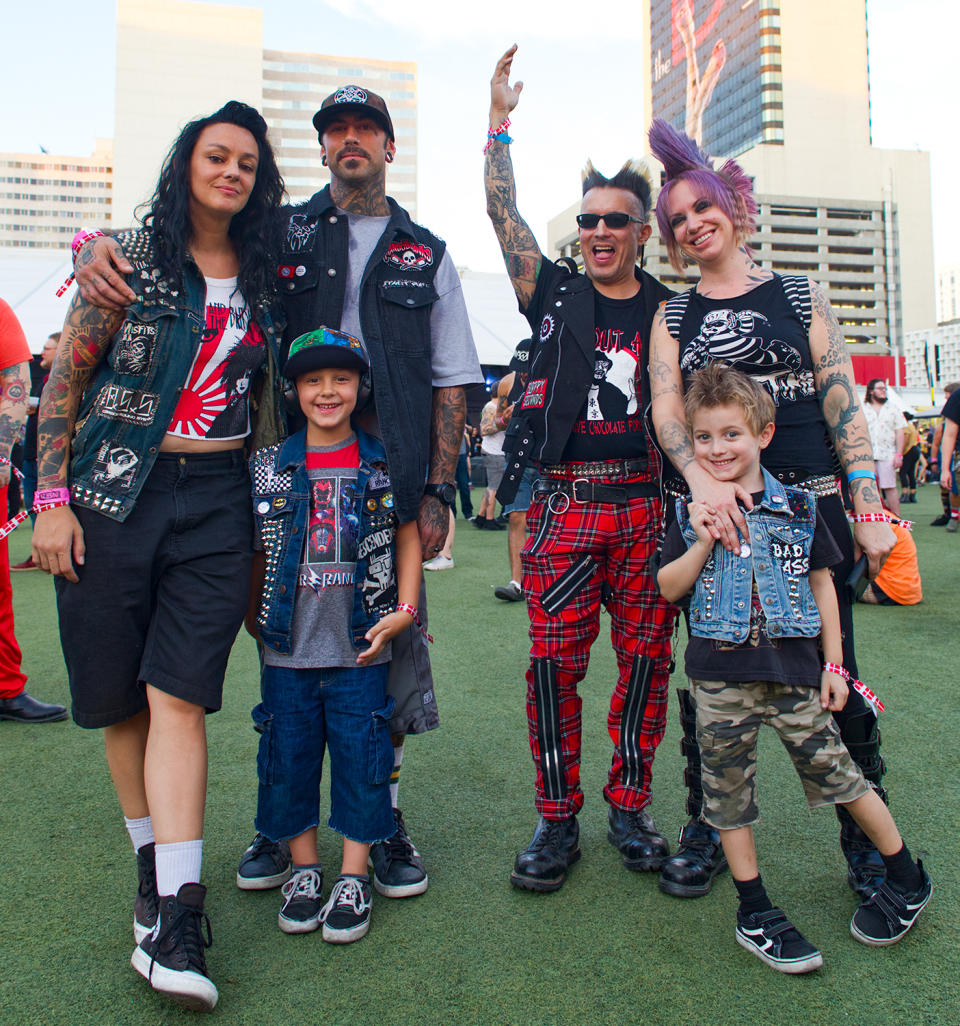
[0,488,956,1025]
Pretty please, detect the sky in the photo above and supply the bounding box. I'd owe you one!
[1,0,957,279]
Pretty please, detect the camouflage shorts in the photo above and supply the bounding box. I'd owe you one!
[690,678,869,830]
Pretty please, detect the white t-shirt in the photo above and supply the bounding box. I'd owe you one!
[166,277,265,440]
[864,401,906,461]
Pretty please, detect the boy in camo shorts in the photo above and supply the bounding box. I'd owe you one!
[657,364,931,975]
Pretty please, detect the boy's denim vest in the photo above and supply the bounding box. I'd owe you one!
[250,427,397,653]
[70,229,285,522]
[677,467,821,643]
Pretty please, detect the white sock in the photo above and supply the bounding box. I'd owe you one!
[124,815,155,853]
[510,579,522,590]
[155,840,203,897]
[390,744,404,808]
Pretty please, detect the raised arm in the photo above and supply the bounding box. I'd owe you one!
[418,385,466,561]
[807,280,894,574]
[649,306,749,551]
[484,45,542,309]
[0,361,31,488]
[32,294,122,580]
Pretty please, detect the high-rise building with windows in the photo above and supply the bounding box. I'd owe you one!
[548,0,935,374]
[262,51,417,217]
[0,141,113,249]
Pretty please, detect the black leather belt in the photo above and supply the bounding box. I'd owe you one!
[542,457,649,479]
[534,477,660,509]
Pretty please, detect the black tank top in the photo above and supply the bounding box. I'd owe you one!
[665,274,835,476]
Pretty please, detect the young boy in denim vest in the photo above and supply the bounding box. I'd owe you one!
[246,327,422,943]
[657,364,931,974]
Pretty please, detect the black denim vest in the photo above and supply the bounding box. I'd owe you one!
[275,188,445,524]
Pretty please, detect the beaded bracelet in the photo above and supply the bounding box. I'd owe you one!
[396,602,434,643]
[484,116,512,154]
[846,469,876,483]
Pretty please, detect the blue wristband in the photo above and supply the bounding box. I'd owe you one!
[493,132,512,144]
[847,469,877,483]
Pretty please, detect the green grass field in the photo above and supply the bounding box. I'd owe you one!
[0,488,956,1025]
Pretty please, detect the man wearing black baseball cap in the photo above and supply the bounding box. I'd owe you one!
[74,83,481,905]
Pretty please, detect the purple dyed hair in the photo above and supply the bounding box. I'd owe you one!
[648,117,758,273]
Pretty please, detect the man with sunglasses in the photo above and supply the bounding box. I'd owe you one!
[485,46,678,892]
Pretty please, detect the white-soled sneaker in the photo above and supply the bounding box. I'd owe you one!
[319,875,372,944]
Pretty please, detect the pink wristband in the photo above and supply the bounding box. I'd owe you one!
[71,227,105,259]
[35,487,71,505]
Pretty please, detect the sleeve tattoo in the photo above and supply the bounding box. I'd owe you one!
[0,362,31,461]
[37,294,121,489]
[808,281,881,506]
[483,139,542,308]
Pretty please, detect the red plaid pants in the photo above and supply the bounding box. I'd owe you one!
[521,487,676,819]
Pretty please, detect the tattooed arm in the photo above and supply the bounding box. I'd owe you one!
[0,362,31,488]
[484,46,542,310]
[649,306,750,552]
[73,233,136,310]
[808,279,894,575]
[418,385,466,560]
[32,294,122,581]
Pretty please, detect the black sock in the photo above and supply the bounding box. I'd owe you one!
[734,874,773,916]
[882,844,922,893]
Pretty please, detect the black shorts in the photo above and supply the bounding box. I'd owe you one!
[867,580,899,606]
[57,450,253,728]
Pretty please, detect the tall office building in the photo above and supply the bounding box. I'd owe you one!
[262,51,417,216]
[0,141,113,250]
[112,0,418,224]
[548,0,934,368]
[936,264,960,324]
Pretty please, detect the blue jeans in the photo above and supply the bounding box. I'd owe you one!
[254,663,395,844]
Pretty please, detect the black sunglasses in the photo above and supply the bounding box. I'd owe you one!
[576,212,644,230]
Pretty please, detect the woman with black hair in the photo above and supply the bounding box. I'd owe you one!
[33,101,286,1011]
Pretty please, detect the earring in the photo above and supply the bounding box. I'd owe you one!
[385,153,393,163]
[321,155,327,166]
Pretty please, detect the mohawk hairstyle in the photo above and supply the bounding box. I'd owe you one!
[581,159,653,222]
[648,117,758,273]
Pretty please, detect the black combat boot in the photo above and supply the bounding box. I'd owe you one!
[658,689,727,897]
[510,816,581,892]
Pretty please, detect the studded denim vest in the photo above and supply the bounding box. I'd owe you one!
[250,427,397,654]
[69,229,285,522]
[678,467,821,643]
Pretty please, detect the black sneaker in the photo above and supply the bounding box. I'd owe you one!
[510,816,581,892]
[735,907,823,974]
[369,808,428,898]
[278,866,324,934]
[607,806,670,871]
[494,581,523,602]
[236,832,292,890]
[131,883,217,1011]
[658,818,728,897]
[134,842,159,944]
[850,860,932,946]
[320,875,373,943]
[930,513,950,526]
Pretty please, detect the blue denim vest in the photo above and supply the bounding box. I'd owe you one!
[69,229,285,522]
[250,427,398,654]
[678,467,821,643]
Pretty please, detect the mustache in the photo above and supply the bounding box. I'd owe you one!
[337,147,370,160]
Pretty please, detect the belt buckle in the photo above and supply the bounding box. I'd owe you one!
[547,486,570,514]
[572,478,590,504]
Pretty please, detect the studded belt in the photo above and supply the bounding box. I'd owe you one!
[773,472,839,498]
[541,457,650,480]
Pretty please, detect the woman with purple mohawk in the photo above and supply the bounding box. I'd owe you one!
[647,118,908,923]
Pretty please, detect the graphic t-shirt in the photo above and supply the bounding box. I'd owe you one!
[166,277,266,440]
[263,434,389,669]
[677,277,834,475]
[560,291,651,462]
[661,493,842,687]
